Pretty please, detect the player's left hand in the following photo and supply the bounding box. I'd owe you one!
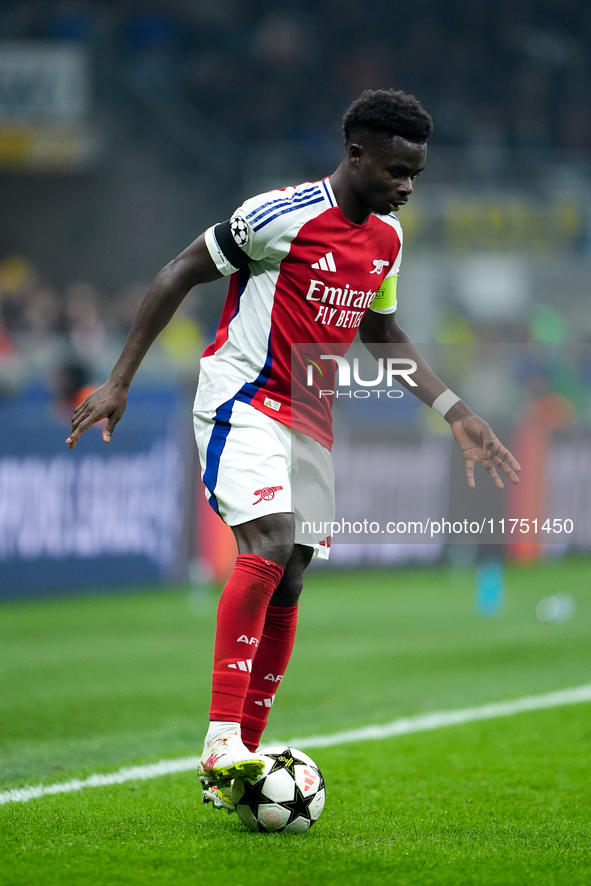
[450,414,521,489]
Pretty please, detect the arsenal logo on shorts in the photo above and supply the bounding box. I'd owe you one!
[253,486,283,505]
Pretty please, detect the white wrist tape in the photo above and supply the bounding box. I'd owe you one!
[431,389,460,417]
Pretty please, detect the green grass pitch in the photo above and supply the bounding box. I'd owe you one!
[1,556,590,885]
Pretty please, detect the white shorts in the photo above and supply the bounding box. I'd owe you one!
[193,400,334,559]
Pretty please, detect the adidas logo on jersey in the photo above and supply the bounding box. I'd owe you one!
[311,251,337,272]
[228,659,252,672]
[254,697,275,708]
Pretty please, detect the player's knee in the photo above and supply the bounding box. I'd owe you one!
[270,544,312,606]
[263,538,295,568]
[271,570,304,607]
[233,514,295,568]
[254,527,294,567]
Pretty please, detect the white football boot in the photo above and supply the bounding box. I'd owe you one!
[202,783,236,813]
[197,726,265,788]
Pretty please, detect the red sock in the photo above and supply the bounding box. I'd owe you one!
[210,554,284,723]
[241,604,299,751]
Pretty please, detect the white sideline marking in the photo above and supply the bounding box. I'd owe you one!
[2,684,591,806]
[289,683,591,749]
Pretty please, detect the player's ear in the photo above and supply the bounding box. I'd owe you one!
[348,143,363,165]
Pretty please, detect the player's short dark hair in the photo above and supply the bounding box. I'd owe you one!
[342,88,433,144]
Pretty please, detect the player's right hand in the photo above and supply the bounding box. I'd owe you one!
[66,379,128,449]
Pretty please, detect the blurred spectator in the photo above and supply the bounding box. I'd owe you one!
[63,281,107,365]
[49,360,93,423]
[157,294,203,379]
[122,2,190,96]
[42,0,99,43]
[0,320,21,396]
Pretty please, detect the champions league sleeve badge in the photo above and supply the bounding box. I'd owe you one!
[230,213,250,248]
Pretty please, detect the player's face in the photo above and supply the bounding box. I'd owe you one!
[350,136,426,218]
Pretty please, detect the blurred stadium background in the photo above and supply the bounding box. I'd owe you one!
[0,0,590,598]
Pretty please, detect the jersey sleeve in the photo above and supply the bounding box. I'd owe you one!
[204,213,253,277]
[204,186,307,276]
[368,217,403,314]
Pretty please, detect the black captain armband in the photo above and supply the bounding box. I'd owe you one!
[214,218,253,269]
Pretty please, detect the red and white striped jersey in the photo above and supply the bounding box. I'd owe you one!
[196,177,403,450]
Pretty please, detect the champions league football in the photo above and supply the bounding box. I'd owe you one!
[231,746,325,833]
